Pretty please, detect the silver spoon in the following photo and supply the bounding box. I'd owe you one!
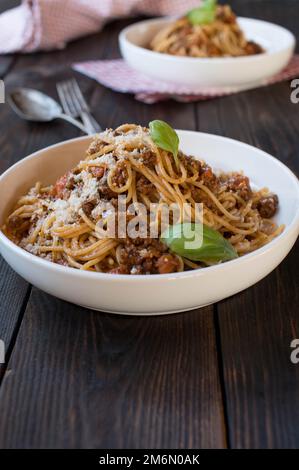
[8,88,90,134]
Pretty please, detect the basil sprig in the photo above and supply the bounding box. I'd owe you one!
[187,0,217,25]
[161,222,238,264]
[149,120,180,168]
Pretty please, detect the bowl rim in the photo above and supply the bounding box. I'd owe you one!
[0,131,298,282]
[119,16,296,64]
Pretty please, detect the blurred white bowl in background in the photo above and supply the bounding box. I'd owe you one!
[119,17,296,88]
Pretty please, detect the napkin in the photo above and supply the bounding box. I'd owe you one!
[0,0,199,53]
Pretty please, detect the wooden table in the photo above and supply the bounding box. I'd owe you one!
[0,0,298,449]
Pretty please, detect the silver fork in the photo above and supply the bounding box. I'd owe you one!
[56,78,102,135]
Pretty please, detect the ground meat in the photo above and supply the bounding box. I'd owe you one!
[111,162,128,188]
[7,216,30,237]
[90,166,116,198]
[180,154,202,177]
[257,194,279,218]
[201,165,218,190]
[7,215,24,230]
[191,188,215,210]
[180,155,218,189]
[138,150,157,168]
[225,174,252,201]
[206,43,222,56]
[98,183,117,199]
[244,41,264,55]
[109,265,129,274]
[81,199,97,217]
[136,175,156,196]
[117,237,176,275]
[66,176,75,190]
[53,171,77,199]
[86,139,103,156]
[90,166,105,179]
[156,254,179,274]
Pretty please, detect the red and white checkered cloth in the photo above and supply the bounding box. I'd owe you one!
[73,55,299,103]
[0,0,199,53]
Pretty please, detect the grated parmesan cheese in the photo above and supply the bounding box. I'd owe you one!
[92,201,115,219]
[49,171,100,228]
[90,153,117,166]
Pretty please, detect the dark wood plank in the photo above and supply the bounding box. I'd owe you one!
[217,244,299,449]
[0,0,19,12]
[196,0,299,449]
[0,258,29,381]
[0,56,15,78]
[0,18,226,449]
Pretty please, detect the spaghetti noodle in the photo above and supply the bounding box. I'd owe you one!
[150,4,264,58]
[2,124,282,275]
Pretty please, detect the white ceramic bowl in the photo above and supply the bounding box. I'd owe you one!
[119,17,296,87]
[0,132,298,315]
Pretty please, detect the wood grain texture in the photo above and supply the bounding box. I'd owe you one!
[0,259,29,381]
[0,289,225,449]
[217,244,299,449]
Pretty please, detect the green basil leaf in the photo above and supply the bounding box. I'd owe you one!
[187,0,217,25]
[161,222,238,264]
[149,120,179,168]
[188,9,215,25]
